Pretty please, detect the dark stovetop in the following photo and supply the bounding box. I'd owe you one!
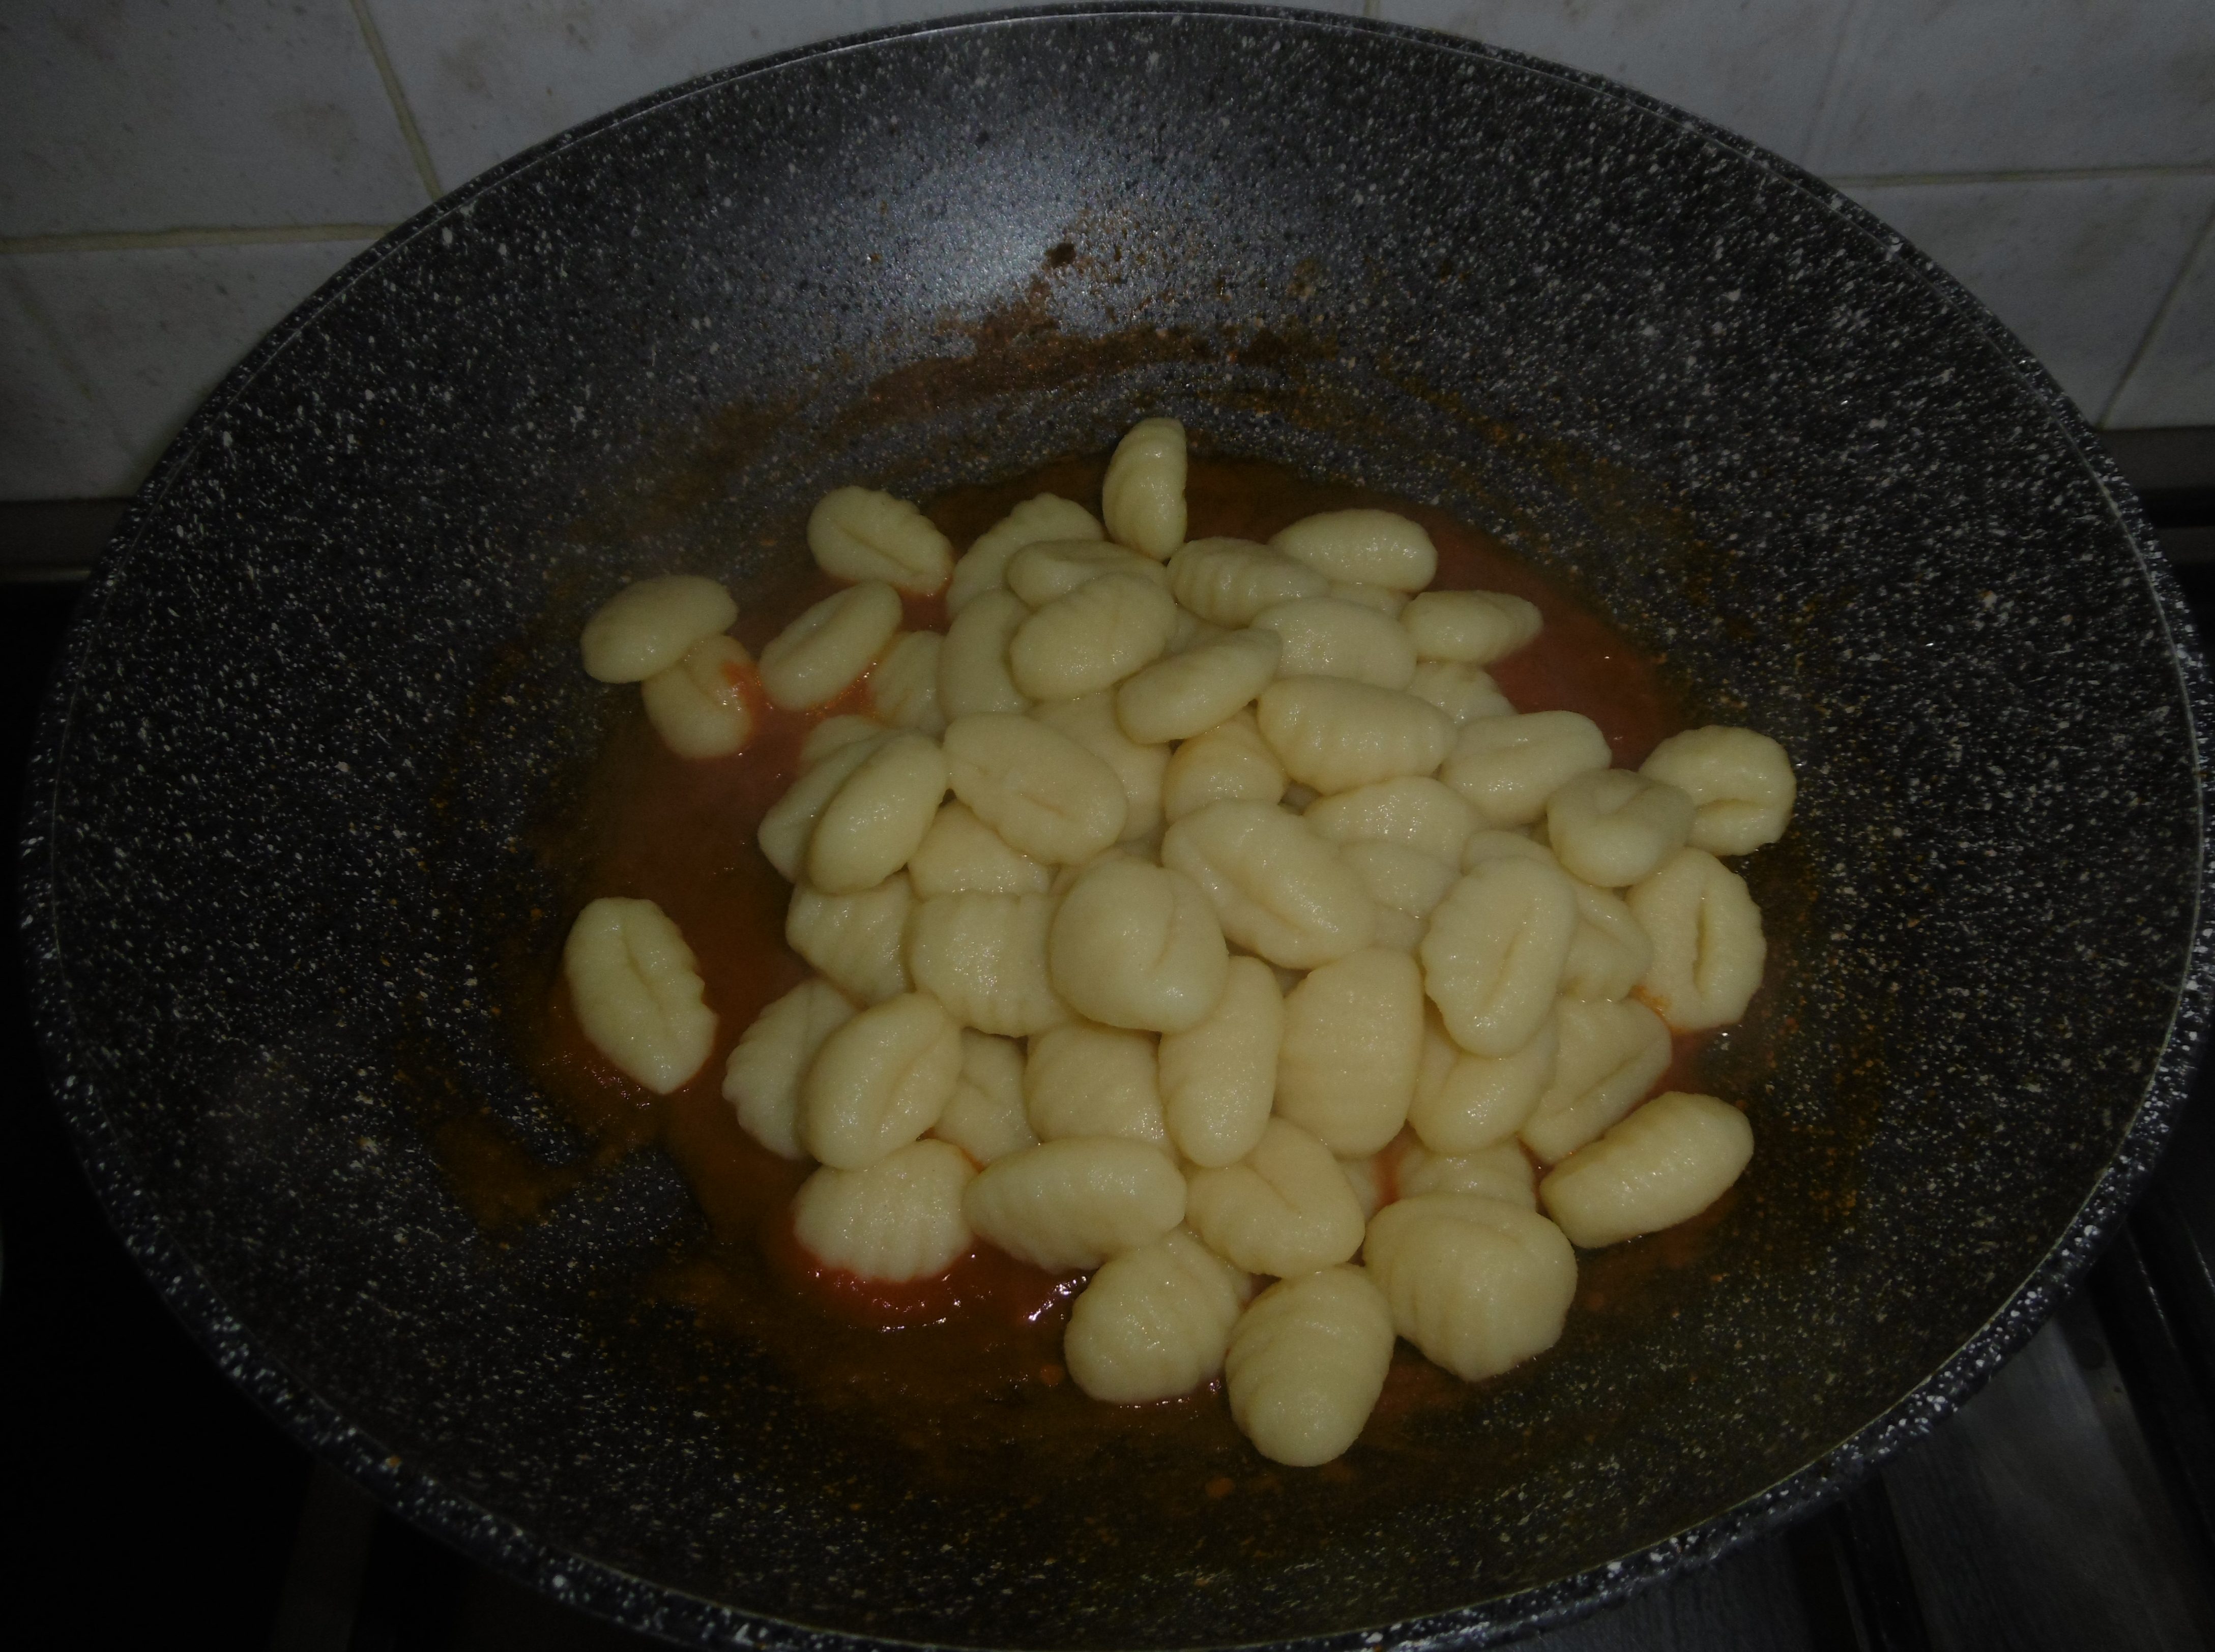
[7,442,2215,1649]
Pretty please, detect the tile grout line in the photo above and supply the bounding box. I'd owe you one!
[0,225,398,256]
[1829,164,2215,190]
[2,261,139,476]
[347,0,444,202]
[1797,0,1869,173]
[2100,200,2215,429]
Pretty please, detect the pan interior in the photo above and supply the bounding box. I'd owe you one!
[32,11,2201,1648]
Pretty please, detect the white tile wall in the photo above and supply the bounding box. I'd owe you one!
[1,0,2210,501]
[1374,1,1852,166]
[1,240,373,497]
[1842,176,2215,419]
[2111,233,2215,429]
[0,2,430,239]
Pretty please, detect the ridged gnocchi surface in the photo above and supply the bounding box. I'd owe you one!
[580,574,739,684]
[563,897,717,1094]
[568,421,1795,1471]
[1064,1227,1248,1403]
[807,486,953,595]
[801,991,964,1169]
[759,581,904,710]
[1186,1117,1365,1277]
[961,1137,1187,1270]
[1101,417,1187,559]
[724,977,856,1159]
[1257,676,1453,794]
[641,634,755,758]
[1365,1193,1578,1380]
[1225,1266,1396,1467]
[1275,948,1424,1156]
[949,493,1103,614]
[1161,801,1377,969]
[1048,855,1228,1032]
[792,1139,974,1280]
[944,713,1128,865]
[1157,955,1282,1168]
[1539,1090,1753,1248]
[1024,1022,1168,1147]
[931,1030,1037,1165]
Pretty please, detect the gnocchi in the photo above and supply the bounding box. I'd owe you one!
[1640,725,1796,855]
[869,631,946,734]
[1161,801,1377,969]
[1251,596,1417,690]
[565,419,1800,1470]
[724,977,856,1159]
[785,874,913,1005]
[1270,510,1438,591]
[1442,710,1612,828]
[1545,768,1694,889]
[805,731,947,896]
[1101,417,1187,559]
[905,892,1068,1037]
[948,493,1103,614]
[1008,572,1177,700]
[1409,1006,1556,1153]
[961,1137,1187,1270]
[640,634,755,758]
[930,1030,1038,1165]
[800,990,964,1169]
[938,588,1034,719]
[807,486,953,596]
[1539,1090,1753,1248]
[1400,589,1542,664]
[1185,1117,1365,1277]
[1257,676,1453,794]
[906,801,1052,898]
[1157,955,1281,1169]
[1024,1022,1168,1147]
[563,897,717,1094]
[1168,537,1330,626]
[1407,659,1515,726]
[1047,856,1228,1033]
[1628,847,1767,1031]
[943,713,1128,865]
[1064,1227,1249,1404]
[580,574,738,684]
[1225,1266,1396,1467]
[1420,858,1579,1058]
[1159,707,1287,822]
[792,1139,974,1279]
[1031,690,1169,843]
[1364,1193,1578,1380]
[1274,948,1425,1156]
[1114,627,1283,746]
[1006,539,1170,607]
[759,580,904,710]
[1518,996,1673,1164]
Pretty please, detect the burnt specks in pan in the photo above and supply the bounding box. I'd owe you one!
[23,8,2212,1652]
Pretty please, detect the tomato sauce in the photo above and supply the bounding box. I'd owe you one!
[465,453,1723,1485]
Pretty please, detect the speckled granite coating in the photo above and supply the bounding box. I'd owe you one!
[21,5,2213,1649]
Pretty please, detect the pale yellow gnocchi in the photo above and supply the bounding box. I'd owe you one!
[574,417,1800,1471]
[563,897,717,1094]
[1064,1227,1248,1404]
[807,486,953,596]
[792,1139,974,1279]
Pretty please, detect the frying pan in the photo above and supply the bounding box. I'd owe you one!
[24,4,2214,1646]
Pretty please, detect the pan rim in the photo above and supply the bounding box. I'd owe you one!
[21,4,2213,1647]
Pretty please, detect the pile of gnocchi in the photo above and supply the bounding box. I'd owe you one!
[564,418,1794,1468]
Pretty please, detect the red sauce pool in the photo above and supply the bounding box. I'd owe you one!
[467,454,1726,1481]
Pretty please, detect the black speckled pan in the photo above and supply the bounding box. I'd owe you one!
[23,5,2215,1647]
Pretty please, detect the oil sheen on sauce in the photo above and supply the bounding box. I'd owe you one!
[480,454,1724,1490]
